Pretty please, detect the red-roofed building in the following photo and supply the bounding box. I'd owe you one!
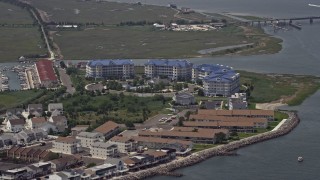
[35,60,59,88]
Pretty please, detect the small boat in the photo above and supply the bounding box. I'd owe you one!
[298,156,304,162]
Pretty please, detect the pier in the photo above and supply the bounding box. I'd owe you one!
[115,111,300,180]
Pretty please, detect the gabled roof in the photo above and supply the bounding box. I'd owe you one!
[31,117,46,124]
[55,137,79,144]
[48,103,63,110]
[94,121,119,134]
[9,119,25,126]
[77,132,102,138]
[51,116,67,124]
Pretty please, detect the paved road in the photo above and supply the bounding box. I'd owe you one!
[58,68,75,94]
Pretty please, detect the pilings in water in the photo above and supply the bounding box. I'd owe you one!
[115,111,300,180]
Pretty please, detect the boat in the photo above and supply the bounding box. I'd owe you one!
[298,156,304,162]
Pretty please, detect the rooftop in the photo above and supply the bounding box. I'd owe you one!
[31,117,46,124]
[36,60,58,81]
[145,59,193,68]
[197,109,274,117]
[91,142,117,149]
[55,137,79,144]
[9,119,25,126]
[94,121,119,134]
[87,59,134,67]
[77,132,102,138]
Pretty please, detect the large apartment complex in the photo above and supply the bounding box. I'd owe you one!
[144,60,193,80]
[195,64,240,97]
[86,60,134,79]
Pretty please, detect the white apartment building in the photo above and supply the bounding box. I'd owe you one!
[90,142,118,159]
[108,136,137,153]
[76,132,103,148]
[52,137,82,154]
[144,60,193,80]
[85,60,134,79]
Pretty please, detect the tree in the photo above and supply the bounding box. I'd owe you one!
[215,132,226,144]
[178,117,185,126]
[125,121,135,129]
[198,89,205,96]
[86,163,96,168]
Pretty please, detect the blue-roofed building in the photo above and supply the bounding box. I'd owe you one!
[192,64,234,81]
[86,60,135,79]
[202,66,240,97]
[144,60,193,80]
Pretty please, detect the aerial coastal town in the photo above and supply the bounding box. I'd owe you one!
[0,58,295,179]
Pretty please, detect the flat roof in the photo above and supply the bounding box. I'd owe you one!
[36,60,57,82]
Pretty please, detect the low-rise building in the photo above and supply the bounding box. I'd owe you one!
[48,170,81,180]
[84,163,118,179]
[35,60,59,88]
[76,132,103,148]
[228,93,247,110]
[0,134,17,148]
[14,129,48,143]
[49,156,83,172]
[48,103,64,116]
[94,121,120,140]
[48,116,68,133]
[139,127,229,144]
[172,92,195,106]
[27,104,43,117]
[122,154,155,171]
[108,136,137,153]
[27,117,47,129]
[6,119,25,133]
[90,142,118,159]
[196,109,275,121]
[71,125,89,136]
[132,136,192,155]
[52,137,82,154]
[6,108,23,119]
[200,100,223,109]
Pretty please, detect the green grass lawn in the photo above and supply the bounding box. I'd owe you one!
[29,0,179,24]
[0,2,34,24]
[0,90,44,110]
[53,25,263,59]
[0,27,46,62]
[191,144,217,153]
[239,71,320,105]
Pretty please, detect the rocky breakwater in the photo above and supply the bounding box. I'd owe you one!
[115,111,299,180]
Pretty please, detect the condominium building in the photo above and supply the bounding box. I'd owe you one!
[144,60,193,80]
[109,136,137,153]
[228,93,248,110]
[94,121,120,140]
[192,64,240,97]
[76,132,103,148]
[139,127,229,144]
[90,142,118,159]
[52,137,82,154]
[85,59,134,79]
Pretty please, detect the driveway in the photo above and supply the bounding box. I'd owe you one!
[58,68,75,94]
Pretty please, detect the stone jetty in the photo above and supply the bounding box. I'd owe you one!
[115,111,299,180]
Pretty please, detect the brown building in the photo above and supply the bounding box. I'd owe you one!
[196,109,274,121]
[94,121,120,140]
[7,147,53,162]
[139,127,229,144]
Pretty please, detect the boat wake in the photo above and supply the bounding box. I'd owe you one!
[308,3,320,7]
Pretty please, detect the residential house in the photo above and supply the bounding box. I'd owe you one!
[6,119,25,133]
[105,158,129,176]
[0,134,17,148]
[27,117,47,129]
[200,100,223,109]
[48,171,81,180]
[76,132,103,148]
[108,136,137,153]
[94,121,120,140]
[52,137,82,154]
[14,129,48,143]
[48,103,64,116]
[90,142,118,159]
[138,127,229,144]
[71,125,89,136]
[49,156,83,172]
[122,154,154,171]
[27,104,43,117]
[172,92,195,106]
[48,116,68,133]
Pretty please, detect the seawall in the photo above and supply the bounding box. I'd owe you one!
[115,111,300,180]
